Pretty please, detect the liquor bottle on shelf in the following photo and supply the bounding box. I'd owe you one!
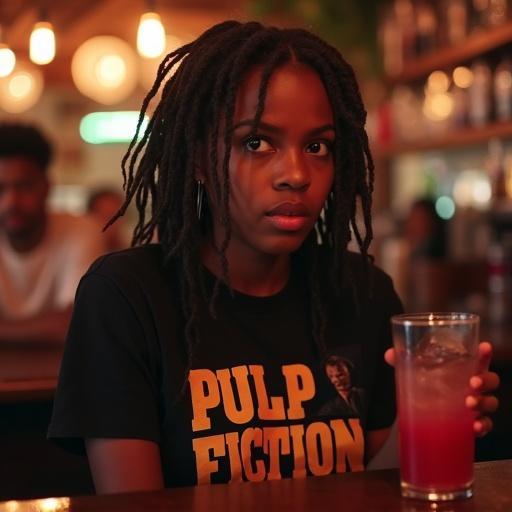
[470,0,508,29]
[415,0,438,54]
[390,86,425,142]
[468,59,493,126]
[451,66,474,127]
[470,0,490,31]
[452,83,470,127]
[443,0,469,46]
[487,0,508,26]
[395,0,417,62]
[494,55,512,121]
[380,8,403,76]
[487,138,508,203]
[487,237,512,324]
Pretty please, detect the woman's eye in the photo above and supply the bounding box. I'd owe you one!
[306,141,331,156]
[244,136,274,153]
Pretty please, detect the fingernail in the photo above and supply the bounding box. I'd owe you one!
[470,376,482,390]
[466,396,478,408]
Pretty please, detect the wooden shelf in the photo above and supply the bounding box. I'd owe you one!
[376,120,512,157]
[388,21,512,84]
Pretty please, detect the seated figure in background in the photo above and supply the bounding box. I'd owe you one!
[87,187,129,252]
[0,123,105,344]
[404,198,447,261]
[402,198,450,311]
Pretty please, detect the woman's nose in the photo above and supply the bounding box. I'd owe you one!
[273,149,310,191]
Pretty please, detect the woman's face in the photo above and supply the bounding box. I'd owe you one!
[203,61,335,260]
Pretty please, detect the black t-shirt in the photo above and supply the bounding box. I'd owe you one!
[48,244,402,487]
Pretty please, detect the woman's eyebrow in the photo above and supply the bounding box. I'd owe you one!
[232,119,283,133]
[232,119,335,136]
[308,124,335,137]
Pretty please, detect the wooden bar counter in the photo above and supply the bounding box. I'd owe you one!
[0,330,510,500]
[0,342,62,403]
[1,460,511,512]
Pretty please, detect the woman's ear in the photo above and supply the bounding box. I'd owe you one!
[194,146,208,183]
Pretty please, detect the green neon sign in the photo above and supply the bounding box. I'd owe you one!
[79,111,149,144]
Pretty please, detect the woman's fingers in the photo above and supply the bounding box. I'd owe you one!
[470,372,500,394]
[385,341,498,438]
[467,343,499,438]
[384,348,395,367]
[473,416,494,437]
[466,394,499,414]
[476,341,493,374]
[385,342,499,394]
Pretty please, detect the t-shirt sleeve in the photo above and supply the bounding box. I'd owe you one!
[48,271,161,453]
[365,271,404,431]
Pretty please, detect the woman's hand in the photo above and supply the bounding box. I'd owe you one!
[384,341,500,437]
[465,341,500,436]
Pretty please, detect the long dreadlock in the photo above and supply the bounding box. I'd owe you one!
[110,20,375,379]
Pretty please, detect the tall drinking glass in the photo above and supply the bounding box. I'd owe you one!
[391,313,479,501]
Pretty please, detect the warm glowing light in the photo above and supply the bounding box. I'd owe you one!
[0,45,16,77]
[423,93,454,121]
[39,497,70,511]
[0,497,70,512]
[1,500,20,512]
[71,36,138,105]
[94,54,126,88]
[473,181,492,204]
[30,21,56,65]
[453,66,473,88]
[426,70,450,94]
[8,72,33,98]
[137,12,166,58]
[453,170,492,210]
[139,34,186,91]
[0,61,44,113]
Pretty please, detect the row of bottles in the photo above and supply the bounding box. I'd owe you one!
[380,0,511,76]
[487,234,512,323]
[381,55,512,145]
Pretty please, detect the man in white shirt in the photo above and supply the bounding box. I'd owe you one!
[0,123,105,344]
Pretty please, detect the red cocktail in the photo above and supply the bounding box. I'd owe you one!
[392,313,479,501]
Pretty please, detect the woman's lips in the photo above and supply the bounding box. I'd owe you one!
[265,202,310,232]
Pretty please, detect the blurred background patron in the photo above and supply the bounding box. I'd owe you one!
[87,187,129,252]
[0,123,105,344]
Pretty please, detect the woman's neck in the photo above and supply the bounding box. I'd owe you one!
[200,239,291,297]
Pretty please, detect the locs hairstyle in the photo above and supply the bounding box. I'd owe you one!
[113,20,375,373]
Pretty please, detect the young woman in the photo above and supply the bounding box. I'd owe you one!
[48,21,499,494]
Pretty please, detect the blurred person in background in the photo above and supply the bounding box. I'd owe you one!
[379,197,448,306]
[404,198,447,261]
[0,123,105,344]
[401,197,450,311]
[87,187,129,252]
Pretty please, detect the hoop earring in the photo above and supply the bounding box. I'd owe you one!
[196,180,204,220]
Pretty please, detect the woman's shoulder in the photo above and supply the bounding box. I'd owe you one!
[316,246,394,287]
[314,246,399,309]
[84,244,169,292]
[90,244,164,273]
